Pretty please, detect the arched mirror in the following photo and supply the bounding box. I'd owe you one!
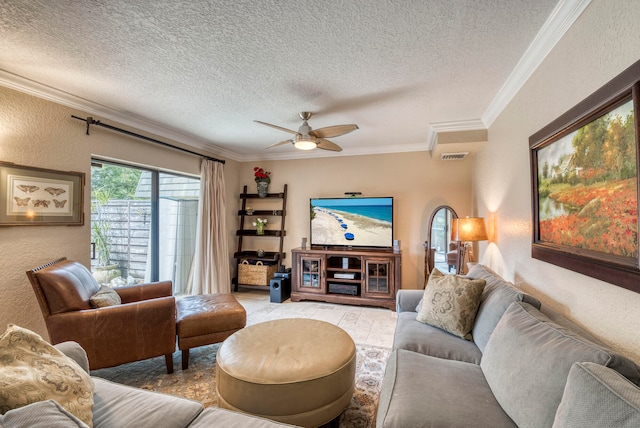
[424,205,458,287]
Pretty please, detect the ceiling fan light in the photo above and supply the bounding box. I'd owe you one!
[294,140,317,150]
[294,136,317,150]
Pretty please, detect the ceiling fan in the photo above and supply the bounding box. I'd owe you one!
[255,112,358,152]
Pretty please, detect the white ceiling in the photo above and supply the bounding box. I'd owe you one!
[0,0,590,161]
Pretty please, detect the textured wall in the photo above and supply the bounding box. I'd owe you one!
[1,84,472,339]
[474,0,640,363]
[0,88,90,336]
[0,86,207,338]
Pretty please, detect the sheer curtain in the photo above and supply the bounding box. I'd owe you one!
[190,159,230,294]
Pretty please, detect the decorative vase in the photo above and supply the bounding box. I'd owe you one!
[257,181,269,198]
[256,223,265,235]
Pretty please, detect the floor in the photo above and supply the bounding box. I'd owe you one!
[232,288,397,349]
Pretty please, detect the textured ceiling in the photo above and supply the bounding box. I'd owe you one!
[0,0,588,161]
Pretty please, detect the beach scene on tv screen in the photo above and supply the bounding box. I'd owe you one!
[311,198,393,247]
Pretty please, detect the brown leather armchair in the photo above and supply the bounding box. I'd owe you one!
[27,257,176,373]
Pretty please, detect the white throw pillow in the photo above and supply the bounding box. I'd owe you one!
[90,285,121,308]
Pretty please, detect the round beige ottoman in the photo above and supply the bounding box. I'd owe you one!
[216,318,356,427]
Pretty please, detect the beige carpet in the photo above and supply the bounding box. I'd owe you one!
[92,343,391,428]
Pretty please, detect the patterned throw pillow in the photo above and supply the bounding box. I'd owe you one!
[89,285,121,308]
[416,269,486,340]
[0,325,94,427]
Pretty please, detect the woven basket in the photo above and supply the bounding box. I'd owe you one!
[238,260,277,286]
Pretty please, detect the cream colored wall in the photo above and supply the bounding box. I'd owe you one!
[0,86,238,338]
[1,84,471,338]
[474,0,640,363]
[234,153,473,289]
[10,1,638,364]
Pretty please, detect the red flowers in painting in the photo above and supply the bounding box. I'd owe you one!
[538,100,638,259]
[254,167,271,183]
[539,178,638,257]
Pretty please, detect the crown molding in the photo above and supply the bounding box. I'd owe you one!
[425,0,591,146]
[426,119,486,151]
[0,70,244,162]
[0,69,428,162]
[2,0,592,162]
[482,0,592,126]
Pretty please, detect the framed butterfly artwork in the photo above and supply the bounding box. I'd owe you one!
[0,161,84,226]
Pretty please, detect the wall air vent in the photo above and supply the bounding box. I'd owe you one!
[440,152,469,161]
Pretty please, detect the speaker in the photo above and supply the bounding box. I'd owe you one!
[270,276,291,303]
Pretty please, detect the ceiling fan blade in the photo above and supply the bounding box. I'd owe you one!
[310,124,359,138]
[316,138,343,152]
[254,120,298,135]
[266,139,293,149]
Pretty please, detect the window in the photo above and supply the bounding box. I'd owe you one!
[90,160,199,295]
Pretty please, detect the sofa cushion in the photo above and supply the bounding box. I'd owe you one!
[481,302,640,428]
[416,269,486,340]
[553,362,640,428]
[0,325,94,427]
[89,285,121,308]
[0,400,89,428]
[91,377,203,428]
[395,289,425,313]
[190,407,299,427]
[467,264,541,352]
[377,349,516,428]
[393,312,482,364]
[54,341,90,373]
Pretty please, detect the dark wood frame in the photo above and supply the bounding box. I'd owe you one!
[424,205,458,287]
[0,161,84,226]
[529,59,640,293]
[291,247,400,311]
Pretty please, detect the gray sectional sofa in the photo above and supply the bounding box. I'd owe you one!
[3,341,296,428]
[376,264,640,428]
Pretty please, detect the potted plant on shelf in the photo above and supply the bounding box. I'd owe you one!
[254,167,271,198]
[253,218,268,235]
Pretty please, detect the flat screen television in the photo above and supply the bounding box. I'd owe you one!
[310,197,394,248]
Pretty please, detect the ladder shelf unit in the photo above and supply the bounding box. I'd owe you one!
[233,184,287,290]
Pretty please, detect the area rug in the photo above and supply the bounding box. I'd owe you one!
[92,344,391,428]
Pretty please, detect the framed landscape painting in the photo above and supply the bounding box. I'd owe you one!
[0,162,84,226]
[530,59,640,294]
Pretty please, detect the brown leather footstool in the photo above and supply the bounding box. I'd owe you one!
[176,294,246,370]
[216,319,356,427]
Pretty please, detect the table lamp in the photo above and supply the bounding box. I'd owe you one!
[451,217,488,274]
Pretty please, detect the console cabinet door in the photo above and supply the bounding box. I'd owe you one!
[363,257,394,298]
[296,255,325,294]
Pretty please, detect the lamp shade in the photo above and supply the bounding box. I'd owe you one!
[451,217,488,242]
